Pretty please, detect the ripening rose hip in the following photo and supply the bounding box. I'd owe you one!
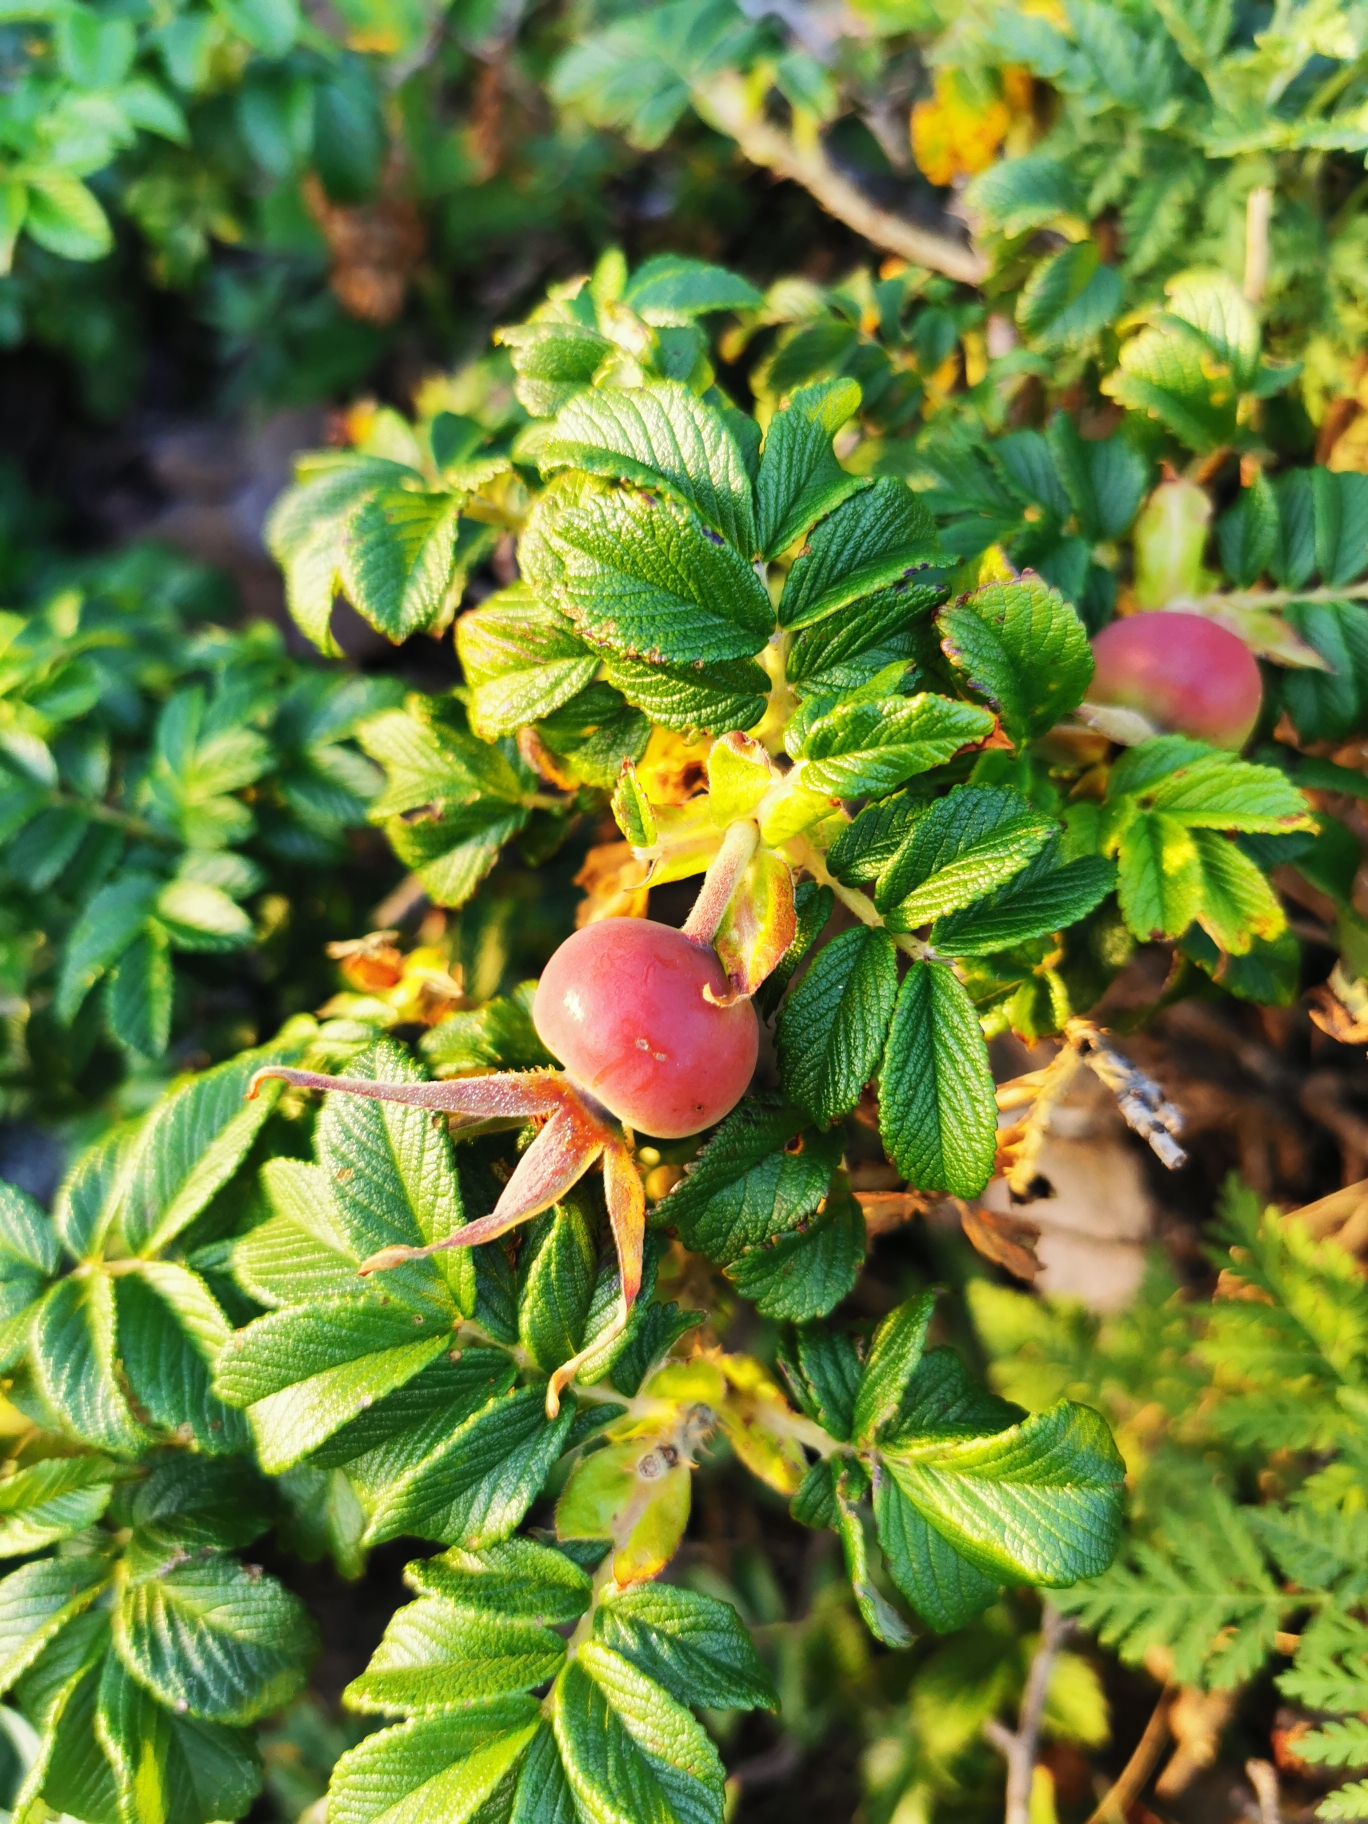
[1088,610,1262,750]
[532,918,758,1138]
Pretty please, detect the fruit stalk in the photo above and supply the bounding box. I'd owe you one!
[679,818,760,946]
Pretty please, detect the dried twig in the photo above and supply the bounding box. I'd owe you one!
[995,1020,1187,1196]
[1244,186,1273,305]
[984,1605,1069,1824]
[1084,1687,1174,1824]
[697,73,987,285]
[1246,1757,1282,1824]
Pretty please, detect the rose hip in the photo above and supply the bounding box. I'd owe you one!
[532,918,758,1137]
[1089,610,1262,750]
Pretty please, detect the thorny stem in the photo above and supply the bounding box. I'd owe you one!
[1083,1688,1174,1824]
[696,72,987,286]
[985,1604,1069,1824]
[680,819,760,945]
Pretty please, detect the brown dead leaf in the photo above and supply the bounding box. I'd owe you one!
[854,1191,935,1236]
[302,170,425,326]
[1307,980,1368,1044]
[574,842,650,926]
[1154,1685,1237,1799]
[958,1199,1041,1280]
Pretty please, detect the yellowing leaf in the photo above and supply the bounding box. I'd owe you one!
[713,849,797,1000]
[911,73,1011,189]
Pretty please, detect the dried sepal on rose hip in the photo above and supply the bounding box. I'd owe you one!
[246,825,767,1416]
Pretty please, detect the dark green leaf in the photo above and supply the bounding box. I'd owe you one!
[755,378,867,559]
[879,962,997,1197]
[778,479,940,630]
[776,926,898,1126]
[937,575,1092,744]
[595,1584,776,1712]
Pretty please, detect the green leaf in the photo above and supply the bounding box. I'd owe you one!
[1121,747,1314,833]
[267,458,415,653]
[797,693,994,798]
[105,921,173,1059]
[882,1399,1126,1586]
[1017,241,1122,352]
[875,785,1056,928]
[55,874,158,1024]
[523,476,773,665]
[1217,470,1279,587]
[1045,415,1148,544]
[938,575,1093,744]
[53,1125,134,1264]
[777,479,941,630]
[327,1704,544,1824]
[458,587,599,741]
[775,926,898,1126]
[887,1345,1020,1446]
[518,1196,598,1376]
[113,1551,315,1724]
[496,321,615,418]
[879,962,997,1198]
[213,0,299,58]
[1103,320,1238,454]
[835,1476,913,1648]
[786,579,943,695]
[966,156,1082,236]
[755,379,867,559]
[24,175,113,262]
[0,1553,112,1691]
[313,1037,470,1310]
[622,254,763,320]
[726,1182,865,1322]
[534,683,651,788]
[1115,810,1202,940]
[931,842,1117,955]
[119,1042,295,1257]
[601,651,770,735]
[1190,829,1285,954]
[155,878,254,953]
[386,801,530,908]
[553,1642,725,1824]
[655,1097,843,1265]
[873,1474,1000,1632]
[95,1650,265,1824]
[304,1349,518,1476]
[114,1262,251,1455]
[852,1293,937,1443]
[213,1295,451,1474]
[595,1584,776,1712]
[340,490,468,643]
[364,1386,574,1549]
[1281,602,1368,743]
[32,1273,150,1457]
[129,1454,273,1556]
[346,1596,566,1715]
[539,382,756,554]
[1314,469,1368,587]
[0,1455,116,1557]
[405,1539,592,1626]
[777,1327,861,1441]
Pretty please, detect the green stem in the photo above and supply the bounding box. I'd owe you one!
[795,838,933,964]
[45,789,172,848]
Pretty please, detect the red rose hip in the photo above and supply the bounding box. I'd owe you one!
[1089,610,1262,750]
[532,918,758,1138]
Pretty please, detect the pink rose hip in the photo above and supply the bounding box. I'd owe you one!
[532,918,758,1138]
[1089,610,1262,750]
